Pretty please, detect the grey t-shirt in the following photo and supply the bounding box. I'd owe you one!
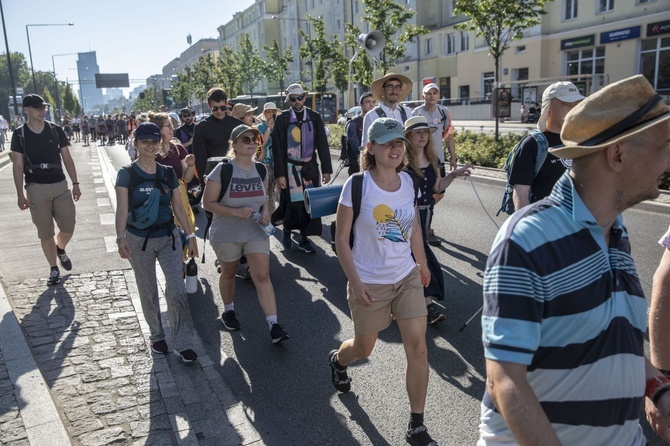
[413,105,450,164]
[206,159,267,243]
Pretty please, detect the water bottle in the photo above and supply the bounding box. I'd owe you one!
[251,211,276,236]
[185,258,198,294]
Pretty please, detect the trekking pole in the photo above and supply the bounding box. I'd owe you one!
[458,305,483,332]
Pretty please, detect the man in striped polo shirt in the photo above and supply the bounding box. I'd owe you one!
[478,75,670,445]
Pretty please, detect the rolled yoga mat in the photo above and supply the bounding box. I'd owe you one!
[304,185,344,218]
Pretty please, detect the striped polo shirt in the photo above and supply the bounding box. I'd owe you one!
[478,173,646,446]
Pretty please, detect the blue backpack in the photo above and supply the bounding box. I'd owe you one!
[497,130,548,216]
[125,164,170,230]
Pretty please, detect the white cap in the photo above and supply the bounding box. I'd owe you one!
[538,81,586,131]
[422,83,439,94]
[285,83,306,102]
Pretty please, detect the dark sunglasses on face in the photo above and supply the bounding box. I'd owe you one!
[211,106,227,112]
[238,136,257,145]
[289,95,305,102]
[30,105,50,110]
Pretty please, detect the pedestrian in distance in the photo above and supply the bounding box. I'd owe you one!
[202,124,289,344]
[257,102,278,214]
[329,117,439,446]
[231,103,259,127]
[403,116,473,325]
[114,122,199,363]
[11,94,81,286]
[174,107,196,154]
[345,91,375,176]
[272,83,333,254]
[509,81,585,211]
[412,82,457,246]
[479,75,670,445]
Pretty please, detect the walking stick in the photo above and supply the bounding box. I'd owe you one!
[458,305,483,332]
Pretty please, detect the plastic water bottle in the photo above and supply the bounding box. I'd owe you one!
[185,258,198,294]
[251,211,276,236]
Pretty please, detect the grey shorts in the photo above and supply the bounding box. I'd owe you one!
[210,238,270,263]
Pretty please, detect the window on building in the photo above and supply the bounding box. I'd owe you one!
[425,38,433,55]
[565,0,578,20]
[515,45,526,54]
[460,31,469,51]
[483,72,495,100]
[446,33,456,55]
[637,0,652,3]
[337,19,341,30]
[459,85,470,102]
[355,0,359,13]
[597,0,614,12]
[566,46,605,78]
[439,77,451,101]
[640,37,670,94]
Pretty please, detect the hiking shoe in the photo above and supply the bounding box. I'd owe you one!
[151,340,169,354]
[426,230,441,247]
[298,239,316,254]
[47,269,60,286]
[243,266,252,280]
[57,249,72,271]
[427,304,446,325]
[329,349,351,393]
[405,423,438,446]
[270,324,290,344]
[221,311,241,331]
[174,349,198,363]
[282,232,292,249]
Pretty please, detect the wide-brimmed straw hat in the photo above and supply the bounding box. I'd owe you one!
[551,75,670,159]
[403,116,437,134]
[231,103,258,120]
[370,72,413,102]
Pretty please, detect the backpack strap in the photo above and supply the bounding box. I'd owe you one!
[528,130,549,177]
[348,172,364,248]
[373,106,386,119]
[217,162,234,203]
[373,106,408,123]
[255,161,267,181]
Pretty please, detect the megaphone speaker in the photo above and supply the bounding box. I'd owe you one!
[358,30,385,57]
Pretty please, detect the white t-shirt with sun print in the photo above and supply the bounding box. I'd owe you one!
[339,170,417,284]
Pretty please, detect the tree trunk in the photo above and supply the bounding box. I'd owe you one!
[494,56,500,142]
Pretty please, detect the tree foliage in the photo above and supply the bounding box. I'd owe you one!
[63,83,76,115]
[455,0,547,140]
[237,34,266,97]
[216,46,242,98]
[132,87,160,112]
[263,40,294,98]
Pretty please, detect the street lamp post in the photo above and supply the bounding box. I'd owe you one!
[52,52,78,124]
[26,23,74,92]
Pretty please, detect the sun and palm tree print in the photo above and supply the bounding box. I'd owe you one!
[372,204,413,243]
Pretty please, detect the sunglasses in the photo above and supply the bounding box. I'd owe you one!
[211,106,228,112]
[237,136,258,145]
[289,95,305,102]
[30,105,50,110]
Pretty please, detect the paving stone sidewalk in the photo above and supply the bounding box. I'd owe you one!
[4,270,263,446]
[0,346,29,445]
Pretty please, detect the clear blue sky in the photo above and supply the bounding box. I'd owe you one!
[1,0,255,94]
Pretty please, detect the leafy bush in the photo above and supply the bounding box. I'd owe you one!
[453,130,521,169]
[327,124,345,150]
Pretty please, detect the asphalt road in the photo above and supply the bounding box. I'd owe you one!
[90,141,670,445]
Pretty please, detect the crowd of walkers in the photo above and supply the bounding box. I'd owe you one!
[9,72,670,446]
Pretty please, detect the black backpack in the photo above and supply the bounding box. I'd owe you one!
[330,170,419,254]
[201,159,267,263]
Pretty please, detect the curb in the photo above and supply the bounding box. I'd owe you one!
[0,283,71,445]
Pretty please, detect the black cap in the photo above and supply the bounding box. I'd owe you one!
[23,94,48,108]
[180,107,193,116]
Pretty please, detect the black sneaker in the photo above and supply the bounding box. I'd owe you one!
[270,324,289,344]
[298,239,316,254]
[221,311,241,331]
[243,266,252,281]
[47,269,60,286]
[427,304,445,325]
[174,349,198,363]
[426,230,441,247]
[405,423,438,446]
[151,340,169,354]
[329,349,351,393]
[282,232,292,249]
[57,249,72,271]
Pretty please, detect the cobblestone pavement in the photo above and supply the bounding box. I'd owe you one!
[0,347,29,446]
[4,270,262,446]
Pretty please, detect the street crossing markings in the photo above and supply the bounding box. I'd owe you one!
[99,213,115,225]
[95,187,106,194]
[93,178,104,184]
[104,236,118,253]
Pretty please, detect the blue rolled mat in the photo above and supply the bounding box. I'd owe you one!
[304,185,343,218]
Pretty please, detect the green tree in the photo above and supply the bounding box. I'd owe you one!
[171,71,192,108]
[344,23,374,90]
[132,87,160,112]
[263,40,294,100]
[455,0,548,140]
[299,16,336,93]
[331,39,350,108]
[192,55,217,107]
[237,33,265,97]
[347,0,428,77]
[63,83,75,115]
[74,98,81,116]
[216,46,242,98]
[0,52,29,118]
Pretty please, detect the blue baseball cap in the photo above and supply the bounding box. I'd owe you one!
[135,122,161,141]
[367,118,409,144]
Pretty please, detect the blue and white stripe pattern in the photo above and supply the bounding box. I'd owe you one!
[478,172,646,446]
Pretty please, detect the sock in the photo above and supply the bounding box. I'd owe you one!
[50,266,59,272]
[224,303,234,312]
[409,412,424,429]
[266,315,278,329]
[57,246,65,254]
[332,351,346,370]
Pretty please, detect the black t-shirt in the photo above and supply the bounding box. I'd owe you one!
[174,123,195,147]
[508,131,568,203]
[11,123,69,184]
[193,115,243,184]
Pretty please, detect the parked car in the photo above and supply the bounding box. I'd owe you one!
[337,106,362,125]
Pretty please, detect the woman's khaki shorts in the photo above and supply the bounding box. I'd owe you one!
[348,268,427,335]
[211,238,269,263]
[26,180,76,240]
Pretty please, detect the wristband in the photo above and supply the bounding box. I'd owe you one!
[186,233,196,240]
[654,385,670,406]
[72,182,80,185]
[645,375,670,398]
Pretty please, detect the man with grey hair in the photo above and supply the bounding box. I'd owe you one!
[479,75,670,445]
